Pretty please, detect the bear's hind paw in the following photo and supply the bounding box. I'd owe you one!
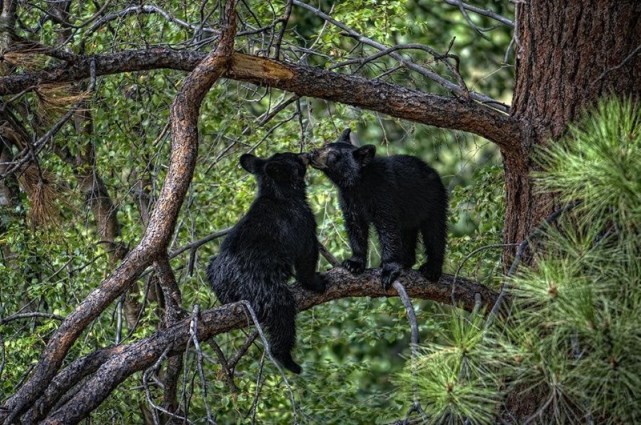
[342,258,365,275]
[419,263,442,282]
[302,273,327,294]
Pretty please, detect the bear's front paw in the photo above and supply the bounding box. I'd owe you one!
[342,258,365,275]
[381,262,402,290]
[303,273,327,294]
[419,263,442,282]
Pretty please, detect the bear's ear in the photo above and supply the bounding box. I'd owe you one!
[240,154,264,174]
[349,131,360,147]
[337,128,352,144]
[353,144,376,166]
[264,162,290,180]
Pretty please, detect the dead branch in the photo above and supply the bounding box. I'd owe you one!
[0,312,65,324]
[85,5,218,37]
[443,0,514,28]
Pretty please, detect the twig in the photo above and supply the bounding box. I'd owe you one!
[236,300,298,423]
[115,298,123,344]
[169,227,233,259]
[330,42,469,98]
[1,58,96,179]
[450,0,494,37]
[443,0,514,27]
[292,0,508,112]
[255,95,300,127]
[273,0,294,60]
[1,105,79,178]
[486,200,583,326]
[375,65,404,80]
[391,280,424,421]
[451,243,517,305]
[247,352,266,423]
[298,4,334,63]
[392,281,419,348]
[228,330,259,371]
[0,334,6,383]
[189,306,216,424]
[86,5,218,38]
[318,242,340,267]
[507,200,583,277]
[0,312,65,324]
[207,338,239,393]
[142,345,190,424]
[596,43,641,82]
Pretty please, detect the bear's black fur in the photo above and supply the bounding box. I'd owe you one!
[207,152,326,374]
[309,128,447,289]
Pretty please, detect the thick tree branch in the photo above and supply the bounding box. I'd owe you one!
[0,49,521,148]
[21,348,117,424]
[228,54,519,148]
[0,3,238,421]
[35,269,497,424]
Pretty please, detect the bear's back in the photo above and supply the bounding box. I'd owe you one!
[353,154,445,226]
[209,195,316,286]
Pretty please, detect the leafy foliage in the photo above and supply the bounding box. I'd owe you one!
[0,0,514,423]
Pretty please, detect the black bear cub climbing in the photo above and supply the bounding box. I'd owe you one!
[309,128,447,289]
[207,152,326,374]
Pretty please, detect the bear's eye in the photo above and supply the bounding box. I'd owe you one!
[327,151,338,163]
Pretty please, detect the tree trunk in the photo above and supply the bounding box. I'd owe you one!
[504,0,641,262]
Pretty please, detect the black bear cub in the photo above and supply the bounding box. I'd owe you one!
[309,128,447,289]
[207,152,326,374]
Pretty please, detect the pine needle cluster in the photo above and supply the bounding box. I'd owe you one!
[399,98,641,424]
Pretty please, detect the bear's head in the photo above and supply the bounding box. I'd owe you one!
[240,152,310,198]
[308,128,376,188]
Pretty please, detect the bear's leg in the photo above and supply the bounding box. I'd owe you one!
[400,227,419,268]
[295,244,326,294]
[262,287,302,374]
[374,219,404,290]
[341,211,369,275]
[419,219,446,282]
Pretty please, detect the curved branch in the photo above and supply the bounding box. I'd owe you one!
[37,269,497,424]
[0,4,238,422]
[0,50,521,148]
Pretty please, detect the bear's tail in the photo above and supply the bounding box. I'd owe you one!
[260,286,302,374]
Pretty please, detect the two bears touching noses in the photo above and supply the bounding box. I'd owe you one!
[207,128,448,374]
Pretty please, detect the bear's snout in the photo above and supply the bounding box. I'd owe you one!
[308,148,328,169]
[299,152,311,166]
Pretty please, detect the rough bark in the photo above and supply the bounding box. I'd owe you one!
[0,51,521,148]
[504,0,641,263]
